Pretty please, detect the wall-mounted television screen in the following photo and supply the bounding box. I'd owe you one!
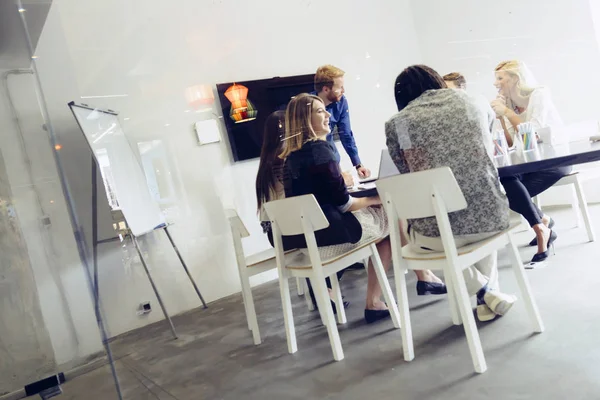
[216,73,315,162]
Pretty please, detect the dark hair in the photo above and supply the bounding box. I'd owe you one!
[394,65,447,111]
[256,110,286,212]
[443,72,467,89]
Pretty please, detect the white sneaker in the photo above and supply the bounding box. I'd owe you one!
[476,304,496,322]
[483,290,517,316]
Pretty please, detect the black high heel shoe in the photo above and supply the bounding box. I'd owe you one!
[531,230,557,263]
[529,218,555,246]
[416,281,447,296]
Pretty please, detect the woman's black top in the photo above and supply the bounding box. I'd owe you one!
[274,139,361,249]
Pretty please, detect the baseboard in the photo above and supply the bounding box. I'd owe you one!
[0,352,107,400]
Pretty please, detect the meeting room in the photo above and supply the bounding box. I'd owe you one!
[2,0,600,399]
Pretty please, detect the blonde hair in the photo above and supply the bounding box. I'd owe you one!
[279,93,323,158]
[495,60,536,97]
[314,64,345,93]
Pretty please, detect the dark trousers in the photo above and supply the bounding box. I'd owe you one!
[500,166,571,227]
[305,270,346,309]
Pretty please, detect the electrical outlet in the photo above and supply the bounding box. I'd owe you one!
[137,302,152,315]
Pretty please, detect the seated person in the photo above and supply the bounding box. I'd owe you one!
[280,93,445,323]
[256,110,286,239]
[491,60,569,263]
[385,65,517,322]
[443,72,467,89]
[255,110,347,311]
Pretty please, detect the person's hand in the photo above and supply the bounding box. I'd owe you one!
[491,95,508,117]
[342,171,354,187]
[356,165,371,179]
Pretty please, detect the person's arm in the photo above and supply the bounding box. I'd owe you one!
[309,142,376,212]
[499,116,515,147]
[492,97,521,147]
[335,97,360,166]
[504,109,523,133]
[385,119,411,174]
[335,97,370,177]
[348,196,381,211]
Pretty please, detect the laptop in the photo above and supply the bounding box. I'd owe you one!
[358,149,399,184]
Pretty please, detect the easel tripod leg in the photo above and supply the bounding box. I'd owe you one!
[164,227,208,308]
[133,236,178,339]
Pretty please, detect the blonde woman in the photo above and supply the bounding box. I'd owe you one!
[280,93,445,323]
[491,60,570,263]
[491,60,564,146]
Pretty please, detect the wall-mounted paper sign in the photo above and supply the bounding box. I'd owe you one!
[194,119,221,145]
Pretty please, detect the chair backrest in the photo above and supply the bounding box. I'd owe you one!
[263,195,329,236]
[224,208,250,238]
[376,167,467,220]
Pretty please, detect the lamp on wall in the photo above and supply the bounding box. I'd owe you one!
[185,84,214,109]
[224,83,257,123]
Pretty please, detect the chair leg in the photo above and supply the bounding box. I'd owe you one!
[533,195,542,210]
[369,244,400,329]
[330,274,347,324]
[573,177,596,242]
[240,272,261,345]
[444,271,462,326]
[304,279,324,325]
[447,265,487,373]
[304,279,315,311]
[239,280,251,330]
[507,233,545,333]
[392,260,413,361]
[278,274,297,354]
[570,184,581,229]
[312,275,344,361]
[296,277,305,296]
[363,258,370,274]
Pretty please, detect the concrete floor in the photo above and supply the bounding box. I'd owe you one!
[52,206,600,400]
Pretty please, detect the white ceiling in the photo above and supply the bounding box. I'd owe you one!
[0,0,52,69]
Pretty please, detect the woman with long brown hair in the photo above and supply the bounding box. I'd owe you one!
[281,93,445,323]
[255,109,348,312]
[256,110,286,238]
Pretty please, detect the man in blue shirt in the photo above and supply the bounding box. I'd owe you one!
[312,65,371,180]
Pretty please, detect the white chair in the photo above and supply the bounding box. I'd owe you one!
[376,167,544,373]
[264,195,400,361]
[533,171,597,242]
[226,209,310,345]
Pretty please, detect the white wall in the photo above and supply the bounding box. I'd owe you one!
[410,0,600,204]
[25,0,423,347]
[9,0,600,373]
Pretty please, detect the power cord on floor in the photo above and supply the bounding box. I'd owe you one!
[120,358,181,400]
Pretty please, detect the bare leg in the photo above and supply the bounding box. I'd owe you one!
[414,269,444,284]
[541,215,551,226]
[533,223,551,253]
[366,238,391,310]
